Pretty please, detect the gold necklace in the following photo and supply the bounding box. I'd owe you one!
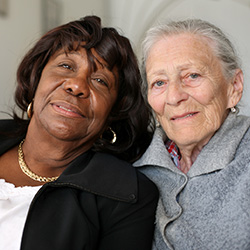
[18,139,59,183]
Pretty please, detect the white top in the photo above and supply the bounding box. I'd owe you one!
[0,179,42,250]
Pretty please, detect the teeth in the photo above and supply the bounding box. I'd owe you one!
[184,113,194,118]
[174,113,194,120]
[58,106,73,112]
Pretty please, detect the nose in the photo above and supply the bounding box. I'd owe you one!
[166,81,188,106]
[63,77,90,98]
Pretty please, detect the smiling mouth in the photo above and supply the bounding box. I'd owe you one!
[171,112,198,121]
[52,103,85,118]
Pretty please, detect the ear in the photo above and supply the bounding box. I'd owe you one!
[227,69,244,109]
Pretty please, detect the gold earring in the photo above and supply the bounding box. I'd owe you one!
[101,127,117,144]
[27,101,33,119]
[109,127,117,144]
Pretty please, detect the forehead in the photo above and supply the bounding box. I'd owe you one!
[146,33,218,71]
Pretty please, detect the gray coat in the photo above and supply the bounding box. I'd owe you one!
[134,113,250,250]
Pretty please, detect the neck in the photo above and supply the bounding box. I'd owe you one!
[178,138,210,174]
[22,130,93,178]
[179,147,201,174]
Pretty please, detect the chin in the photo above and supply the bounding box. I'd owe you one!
[171,133,200,146]
[46,124,84,141]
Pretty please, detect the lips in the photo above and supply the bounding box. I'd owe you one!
[171,112,198,121]
[51,101,85,118]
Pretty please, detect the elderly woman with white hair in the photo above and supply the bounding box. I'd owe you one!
[134,19,250,250]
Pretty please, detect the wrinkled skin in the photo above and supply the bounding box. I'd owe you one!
[31,47,118,149]
[146,33,243,173]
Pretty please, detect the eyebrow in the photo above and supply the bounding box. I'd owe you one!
[147,69,167,78]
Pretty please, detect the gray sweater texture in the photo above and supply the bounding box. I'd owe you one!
[134,113,250,250]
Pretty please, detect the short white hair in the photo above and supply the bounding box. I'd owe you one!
[141,19,241,94]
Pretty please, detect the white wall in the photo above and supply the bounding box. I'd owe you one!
[0,0,42,117]
[1,0,250,118]
[59,0,105,23]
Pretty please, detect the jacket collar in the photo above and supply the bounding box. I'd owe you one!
[55,151,138,203]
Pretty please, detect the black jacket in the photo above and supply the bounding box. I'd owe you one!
[0,120,158,250]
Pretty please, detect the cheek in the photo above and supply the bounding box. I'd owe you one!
[91,93,116,120]
[34,76,59,103]
[197,88,229,129]
[206,84,229,111]
[190,80,227,109]
[204,98,228,126]
[148,93,165,115]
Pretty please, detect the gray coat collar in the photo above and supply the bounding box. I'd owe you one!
[134,113,250,177]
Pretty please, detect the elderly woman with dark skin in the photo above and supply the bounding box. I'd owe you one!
[134,19,250,250]
[0,16,158,250]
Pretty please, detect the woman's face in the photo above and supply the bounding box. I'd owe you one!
[32,46,118,147]
[146,33,240,149]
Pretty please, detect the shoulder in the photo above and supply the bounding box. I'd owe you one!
[231,115,250,154]
[0,119,25,155]
[235,123,250,160]
[58,151,158,204]
[93,152,159,203]
[0,119,18,131]
[0,119,27,140]
[135,168,159,203]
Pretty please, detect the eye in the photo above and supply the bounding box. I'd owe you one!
[183,72,202,87]
[59,63,73,71]
[189,73,200,79]
[153,80,165,88]
[93,78,108,87]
